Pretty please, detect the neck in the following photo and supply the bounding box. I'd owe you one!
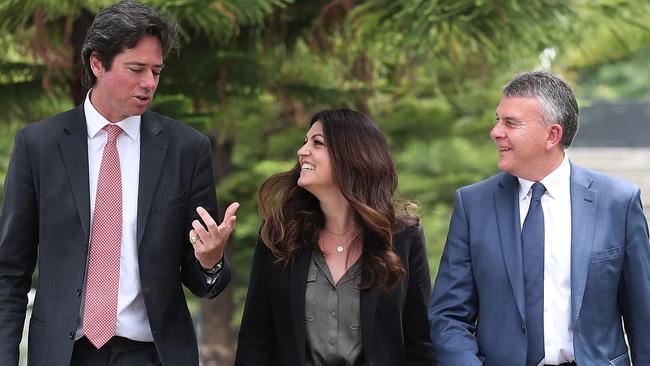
[526,149,565,182]
[89,88,118,123]
[319,190,355,234]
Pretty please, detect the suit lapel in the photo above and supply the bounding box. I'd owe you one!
[59,106,91,242]
[289,249,311,365]
[136,111,169,247]
[495,173,526,321]
[569,164,597,321]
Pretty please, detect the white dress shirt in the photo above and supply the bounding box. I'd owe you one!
[518,154,575,365]
[76,93,153,342]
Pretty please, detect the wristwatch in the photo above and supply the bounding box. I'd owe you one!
[202,258,223,275]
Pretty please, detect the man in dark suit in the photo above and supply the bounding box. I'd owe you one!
[429,71,650,365]
[0,1,237,365]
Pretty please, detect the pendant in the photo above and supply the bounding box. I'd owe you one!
[336,245,344,253]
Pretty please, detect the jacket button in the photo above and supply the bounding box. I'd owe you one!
[521,324,526,332]
[76,289,82,297]
[69,332,75,340]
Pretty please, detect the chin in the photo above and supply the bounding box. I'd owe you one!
[132,107,148,116]
[498,158,514,172]
[298,180,318,193]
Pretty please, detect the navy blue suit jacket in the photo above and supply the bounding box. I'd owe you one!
[429,164,650,366]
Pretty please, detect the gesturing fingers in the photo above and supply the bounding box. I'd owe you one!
[219,202,239,235]
[196,206,219,235]
[192,203,240,244]
[223,202,239,221]
[190,204,239,269]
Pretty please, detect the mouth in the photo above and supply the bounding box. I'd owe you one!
[498,147,512,152]
[301,163,315,171]
[134,95,151,104]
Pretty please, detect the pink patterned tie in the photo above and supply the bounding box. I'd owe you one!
[83,124,123,348]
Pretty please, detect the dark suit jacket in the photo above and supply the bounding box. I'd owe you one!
[234,224,436,366]
[0,105,230,366]
[429,164,650,366]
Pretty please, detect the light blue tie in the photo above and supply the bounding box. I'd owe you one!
[522,182,546,366]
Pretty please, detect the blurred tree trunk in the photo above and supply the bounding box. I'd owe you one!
[199,280,236,366]
[69,8,93,105]
[200,131,236,365]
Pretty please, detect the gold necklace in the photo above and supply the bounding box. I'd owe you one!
[323,225,352,236]
[323,225,355,253]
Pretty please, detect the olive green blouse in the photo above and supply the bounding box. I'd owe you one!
[305,250,365,366]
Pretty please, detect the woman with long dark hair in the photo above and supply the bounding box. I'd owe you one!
[235,109,435,366]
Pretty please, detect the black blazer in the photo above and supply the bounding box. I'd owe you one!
[0,105,230,366]
[235,224,436,365]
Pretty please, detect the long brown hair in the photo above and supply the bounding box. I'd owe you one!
[258,108,416,290]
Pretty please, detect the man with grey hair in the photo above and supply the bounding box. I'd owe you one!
[0,1,237,365]
[429,71,650,365]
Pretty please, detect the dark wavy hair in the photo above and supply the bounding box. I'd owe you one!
[258,108,417,290]
[80,0,178,89]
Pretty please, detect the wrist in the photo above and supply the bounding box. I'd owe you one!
[200,256,224,275]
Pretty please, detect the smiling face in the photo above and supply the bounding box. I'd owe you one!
[89,35,163,122]
[491,96,564,181]
[297,121,335,195]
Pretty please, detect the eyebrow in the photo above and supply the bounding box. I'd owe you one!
[501,116,523,125]
[124,61,165,69]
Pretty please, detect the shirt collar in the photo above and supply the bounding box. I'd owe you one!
[518,153,570,201]
[84,90,141,141]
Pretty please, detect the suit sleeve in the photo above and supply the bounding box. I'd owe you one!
[234,235,275,366]
[403,224,437,365]
[429,190,483,366]
[0,130,39,366]
[619,187,650,364]
[180,135,230,298]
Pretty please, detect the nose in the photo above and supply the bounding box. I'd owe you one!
[140,70,158,90]
[490,121,504,141]
[297,142,309,157]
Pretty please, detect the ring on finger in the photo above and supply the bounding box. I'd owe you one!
[190,235,199,245]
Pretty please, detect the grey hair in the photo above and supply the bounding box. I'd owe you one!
[80,0,178,89]
[503,71,579,148]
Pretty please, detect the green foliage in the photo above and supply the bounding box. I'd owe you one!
[157,0,292,43]
[2,1,650,360]
[349,0,576,67]
[576,47,650,102]
[0,0,99,30]
[419,203,453,278]
[561,1,650,68]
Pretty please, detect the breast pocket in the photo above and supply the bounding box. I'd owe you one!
[589,245,624,292]
[591,245,624,263]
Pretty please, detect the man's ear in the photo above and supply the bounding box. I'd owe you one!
[546,123,563,150]
[89,52,104,78]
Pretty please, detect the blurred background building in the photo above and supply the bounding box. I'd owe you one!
[570,101,650,215]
